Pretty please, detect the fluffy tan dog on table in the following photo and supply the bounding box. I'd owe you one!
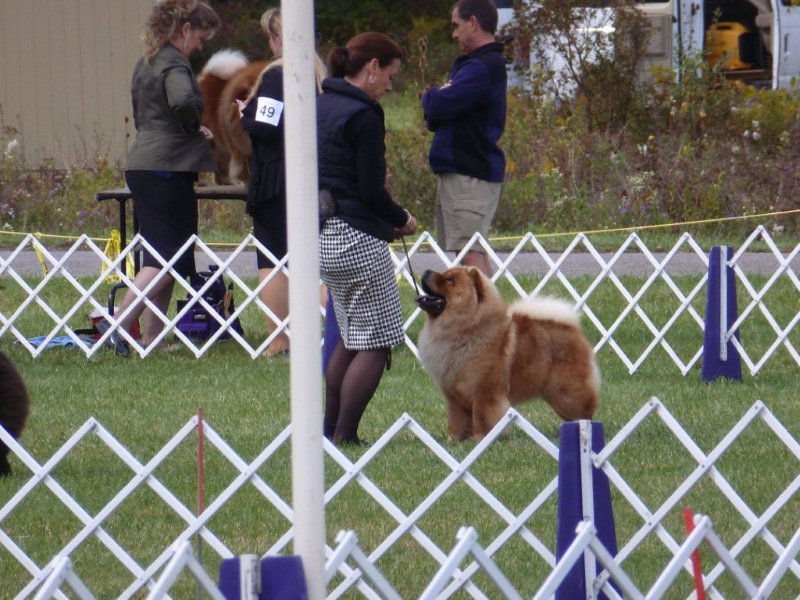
[198,50,266,185]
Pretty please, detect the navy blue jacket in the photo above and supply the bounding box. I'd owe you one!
[422,42,507,183]
[241,66,285,216]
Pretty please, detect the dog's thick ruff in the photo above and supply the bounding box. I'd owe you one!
[417,267,600,440]
[198,50,266,184]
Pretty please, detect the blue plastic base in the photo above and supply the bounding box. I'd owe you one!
[219,555,307,600]
[555,421,618,600]
[701,246,742,382]
[322,294,341,374]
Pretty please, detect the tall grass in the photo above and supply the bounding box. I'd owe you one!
[1,274,798,597]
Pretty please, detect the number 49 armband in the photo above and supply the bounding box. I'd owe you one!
[255,96,284,126]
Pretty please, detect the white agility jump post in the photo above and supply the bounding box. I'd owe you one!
[282,0,326,599]
[32,557,95,600]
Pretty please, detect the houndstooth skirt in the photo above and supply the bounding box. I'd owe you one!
[319,218,405,350]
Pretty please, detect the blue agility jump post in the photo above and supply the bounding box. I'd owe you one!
[555,420,618,600]
[219,555,259,600]
[260,556,308,600]
[322,293,340,375]
[219,555,308,600]
[701,246,742,382]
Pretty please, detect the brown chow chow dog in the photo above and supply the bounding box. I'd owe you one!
[0,350,30,477]
[416,267,599,440]
[198,50,267,184]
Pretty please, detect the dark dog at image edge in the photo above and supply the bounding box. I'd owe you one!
[416,267,600,440]
[0,351,30,477]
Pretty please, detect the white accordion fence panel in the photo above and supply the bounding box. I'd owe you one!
[0,227,798,373]
[1,399,799,598]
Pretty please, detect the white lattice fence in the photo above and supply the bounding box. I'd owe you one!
[1,227,798,373]
[2,399,799,598]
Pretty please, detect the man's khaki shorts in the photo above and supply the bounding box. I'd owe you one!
[435,172,501,254]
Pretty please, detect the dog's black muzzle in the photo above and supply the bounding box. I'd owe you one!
[416,270,446,317]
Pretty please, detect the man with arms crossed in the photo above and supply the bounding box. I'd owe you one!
[422,0,507,276]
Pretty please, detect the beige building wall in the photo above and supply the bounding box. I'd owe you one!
[0,0,154,167]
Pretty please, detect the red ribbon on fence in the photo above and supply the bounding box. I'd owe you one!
[197,407,205,580]
[197,407,205,516]
[684,508,706,600]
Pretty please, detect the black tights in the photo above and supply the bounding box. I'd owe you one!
[323,340,389,444]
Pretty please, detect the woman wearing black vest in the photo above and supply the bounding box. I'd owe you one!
[318,33,417,445]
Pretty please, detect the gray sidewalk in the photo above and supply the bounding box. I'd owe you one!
[1,249,795,278]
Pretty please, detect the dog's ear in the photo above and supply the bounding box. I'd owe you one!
[468,267,487,303]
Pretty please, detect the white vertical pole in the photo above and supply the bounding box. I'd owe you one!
[282,1,326,599]
[719,246,728,362]
[579,420,596,599]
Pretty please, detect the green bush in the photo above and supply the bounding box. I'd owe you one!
[3,44,800,245]
[0,138,122,239]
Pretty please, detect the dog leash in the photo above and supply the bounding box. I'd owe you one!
[403,237,447,317]
[401,236,421,296]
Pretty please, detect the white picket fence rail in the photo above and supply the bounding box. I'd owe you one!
[1,226,798,373]
[2,398,799,598]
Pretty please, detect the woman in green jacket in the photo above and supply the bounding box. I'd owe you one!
[109,0,220,356]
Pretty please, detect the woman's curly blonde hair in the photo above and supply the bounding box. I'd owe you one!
[140,0,220,61]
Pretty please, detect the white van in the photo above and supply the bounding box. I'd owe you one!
[496,0,800,90]
[640,0,800,89]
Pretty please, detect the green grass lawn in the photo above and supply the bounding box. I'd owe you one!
[1,275,799,598]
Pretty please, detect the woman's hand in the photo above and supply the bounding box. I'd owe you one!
[394,212,417,239]
[199,125,214,140]
[235,98,248,118]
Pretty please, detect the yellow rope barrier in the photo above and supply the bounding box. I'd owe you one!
[32,233,49,277]
[0,208,797,249]
[0,230,110,243]
[102,229,135,283]
[388,208,800,248]
[487,208,800,243]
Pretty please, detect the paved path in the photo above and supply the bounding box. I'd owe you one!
[1,250,796,278]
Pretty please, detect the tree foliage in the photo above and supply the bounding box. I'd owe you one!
[315,0,458,88]
[315,0,453,45]
[503,0,651,131]
[200,0,458,87]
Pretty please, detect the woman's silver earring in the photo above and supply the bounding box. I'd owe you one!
[368,75,376,84]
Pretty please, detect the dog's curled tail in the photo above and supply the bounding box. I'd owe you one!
[199,49,249,80]
[510,296,581,327]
